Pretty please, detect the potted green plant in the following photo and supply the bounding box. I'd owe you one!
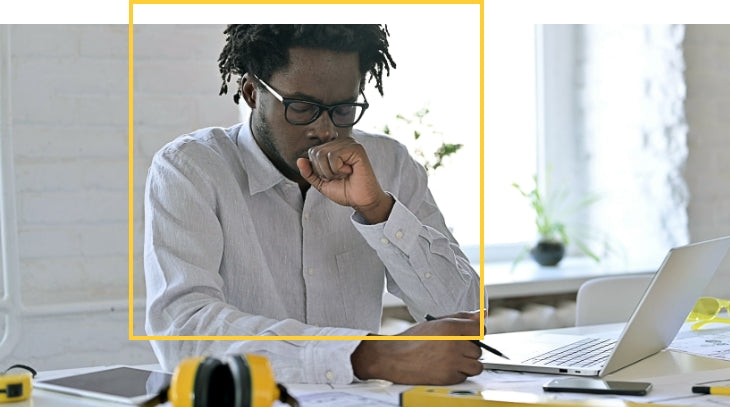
[512,174,601,267]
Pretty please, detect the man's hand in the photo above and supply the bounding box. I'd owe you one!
[296,137,394,224]
[350,311,486,385]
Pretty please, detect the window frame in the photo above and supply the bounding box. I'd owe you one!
[485,25,588,263]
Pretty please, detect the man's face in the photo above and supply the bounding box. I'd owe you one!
[248,47,362,184]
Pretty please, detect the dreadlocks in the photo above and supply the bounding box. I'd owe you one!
[218,24,396,104]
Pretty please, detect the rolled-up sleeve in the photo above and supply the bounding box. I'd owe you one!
[350,134,483,320]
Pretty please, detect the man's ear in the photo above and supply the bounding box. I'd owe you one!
[240,74,257,109]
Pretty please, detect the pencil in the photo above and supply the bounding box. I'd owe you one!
[424,314,510,360]
[692,386,730,395]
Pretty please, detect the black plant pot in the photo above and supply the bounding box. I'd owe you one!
[530,240,565,266]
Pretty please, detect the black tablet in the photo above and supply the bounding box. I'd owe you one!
[35,366,171,405]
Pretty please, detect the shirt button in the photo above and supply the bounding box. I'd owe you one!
[380,238,389,245]
[325,370,335,381]
[424,272,432,279]
[303,212,310,220]
[307,268,314,276]
[395,230,404,239]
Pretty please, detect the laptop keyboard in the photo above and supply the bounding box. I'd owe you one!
[522,338,616,368]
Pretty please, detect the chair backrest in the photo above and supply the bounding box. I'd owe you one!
[575,274,654,326]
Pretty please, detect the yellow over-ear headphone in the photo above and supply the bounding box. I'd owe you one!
[0,365,36,403]
[147,354,298,407]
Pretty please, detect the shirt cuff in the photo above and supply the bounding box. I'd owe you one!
[302,327,369,384]
[352,195,420,255]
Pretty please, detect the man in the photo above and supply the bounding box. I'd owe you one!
[144,24,485,385]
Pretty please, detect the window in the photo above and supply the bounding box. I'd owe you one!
[484,24,689,267]
[484,24,538,261]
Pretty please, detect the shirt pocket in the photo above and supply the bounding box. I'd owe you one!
[335,243,386,331]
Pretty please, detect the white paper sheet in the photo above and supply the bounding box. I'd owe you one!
[669,326,730,361]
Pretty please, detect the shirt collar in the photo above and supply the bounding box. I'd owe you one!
[235,118,296,195]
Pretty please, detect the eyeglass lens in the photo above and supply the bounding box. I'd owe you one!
[286,102,364,127]
[687,297,730,321]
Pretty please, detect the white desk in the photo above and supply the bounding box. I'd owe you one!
[24,324,730,406]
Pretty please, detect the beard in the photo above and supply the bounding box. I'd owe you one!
[250,112,306,183]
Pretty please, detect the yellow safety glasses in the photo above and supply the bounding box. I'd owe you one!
[686,297,730,330]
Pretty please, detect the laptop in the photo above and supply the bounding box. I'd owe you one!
[481,235,730,377]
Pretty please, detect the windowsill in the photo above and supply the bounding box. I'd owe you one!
[383,257,654,307]
[483,257,654,299]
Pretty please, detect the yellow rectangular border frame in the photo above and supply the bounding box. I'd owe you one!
[128,0,484,341]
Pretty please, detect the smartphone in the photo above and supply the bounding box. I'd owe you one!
[543,378,652,396]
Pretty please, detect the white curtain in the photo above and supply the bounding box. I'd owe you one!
[575,24,689,269]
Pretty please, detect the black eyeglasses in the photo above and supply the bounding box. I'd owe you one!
[254,75,369,128]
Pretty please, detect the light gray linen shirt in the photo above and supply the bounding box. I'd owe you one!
[144,121,482,384]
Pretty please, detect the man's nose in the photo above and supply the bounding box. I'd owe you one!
[309,111,338,143]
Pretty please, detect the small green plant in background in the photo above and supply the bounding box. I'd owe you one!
[512,173,604,267]
[383,106,463,175]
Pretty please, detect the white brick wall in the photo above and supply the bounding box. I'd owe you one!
[684,24,730,298]
[0,23,729,370]
[0,24,240,369]
[10,25,128,307]
[1,25,152,369]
